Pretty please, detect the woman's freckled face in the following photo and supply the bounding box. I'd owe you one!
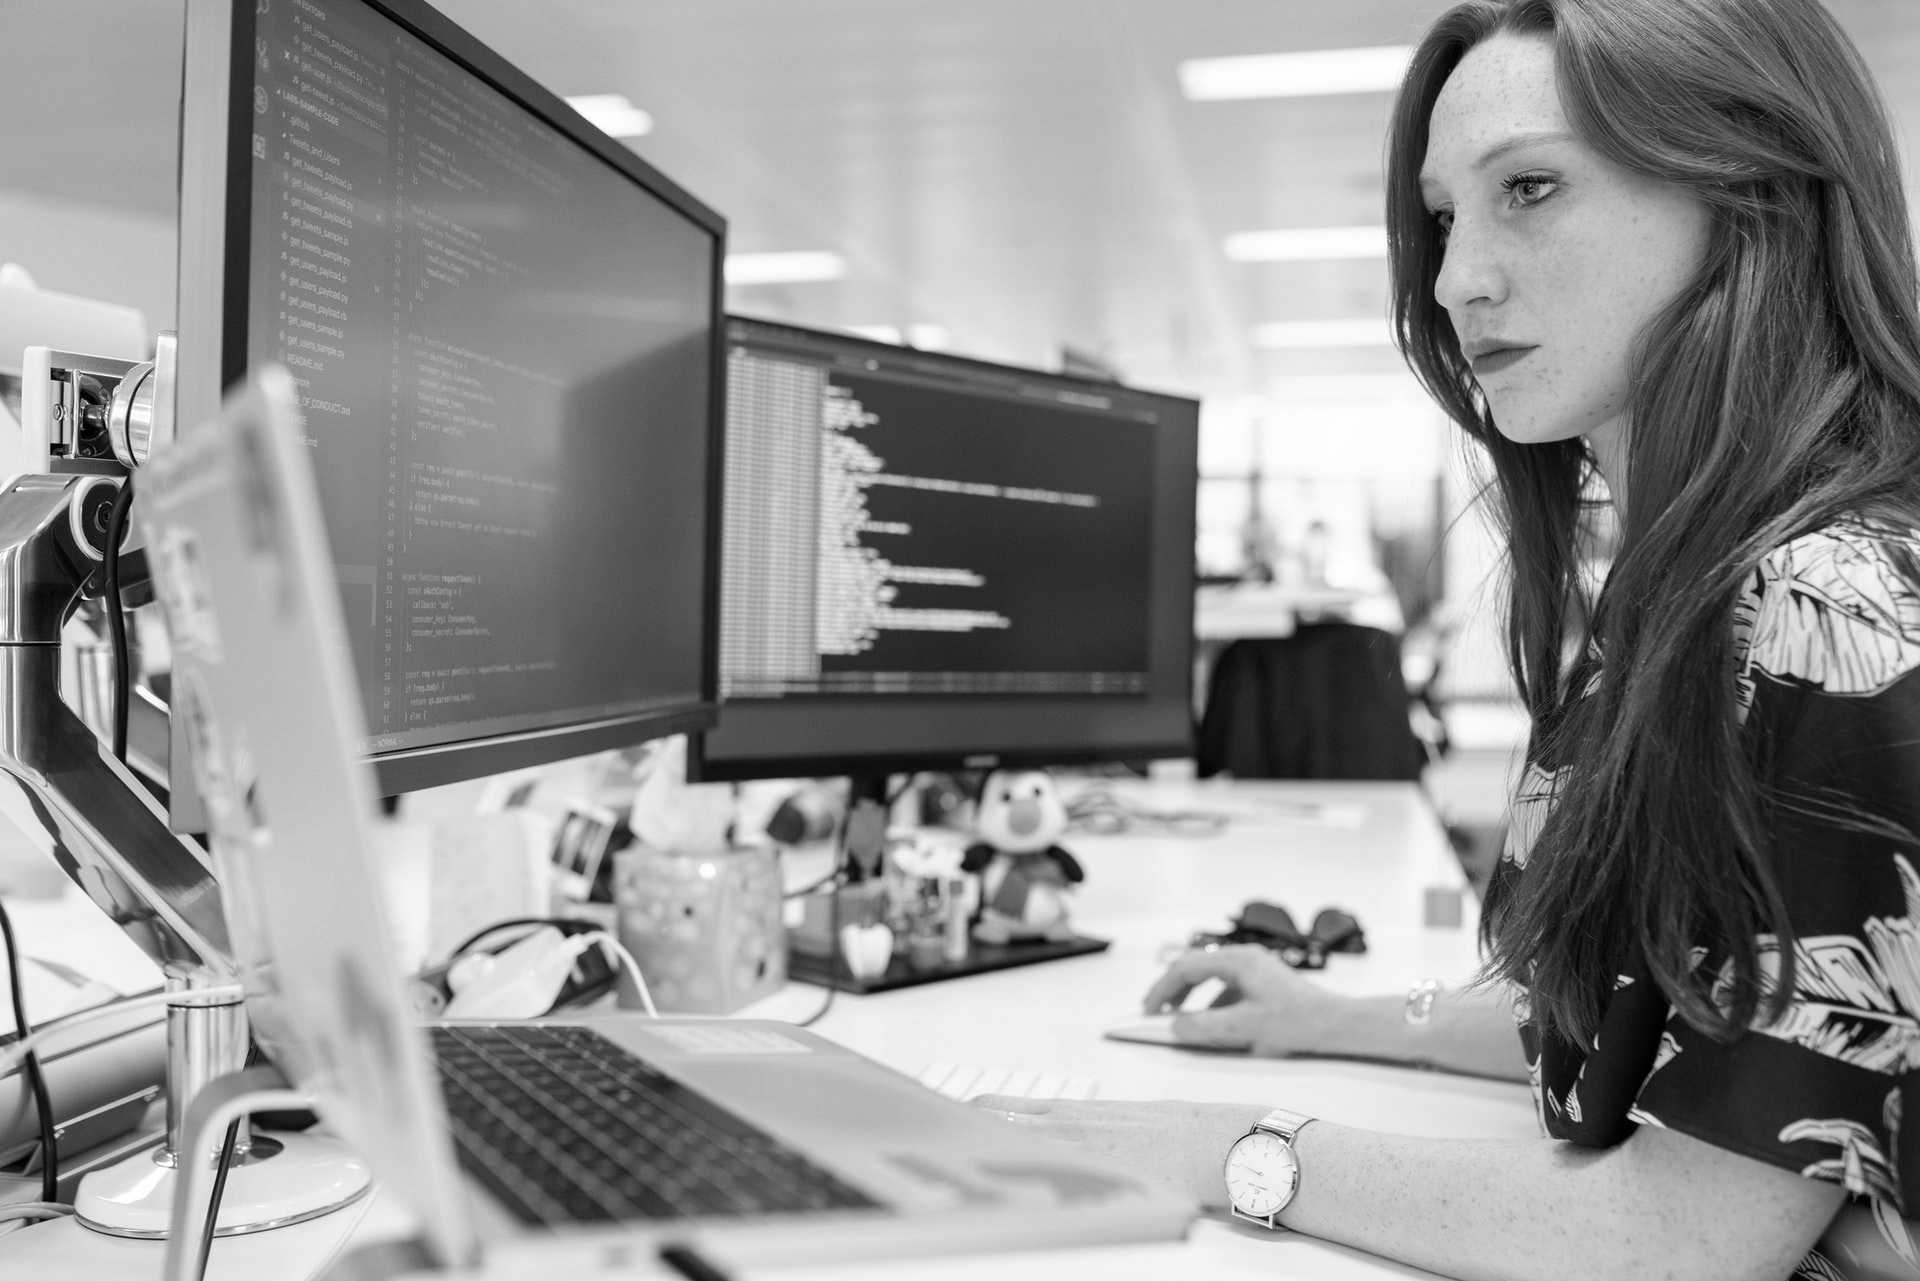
[1419,33,1712,455]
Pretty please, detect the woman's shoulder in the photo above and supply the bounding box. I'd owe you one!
[1734,516,1920,710]
[1748,517,1920,631]
[1759,516,1920,578]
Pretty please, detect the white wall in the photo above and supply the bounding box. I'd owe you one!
[0,189,175,334]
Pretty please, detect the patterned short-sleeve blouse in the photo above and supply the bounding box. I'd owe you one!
[1503,521,1920,1280]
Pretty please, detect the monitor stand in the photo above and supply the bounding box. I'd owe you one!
[0,473,368,1236]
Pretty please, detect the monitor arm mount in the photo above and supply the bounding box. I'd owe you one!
[0,344,368,1237]
[0,473,230,973]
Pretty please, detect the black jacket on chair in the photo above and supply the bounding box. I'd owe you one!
[1197,623,1426,781]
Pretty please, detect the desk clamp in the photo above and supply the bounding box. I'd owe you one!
[0,357,369,1237]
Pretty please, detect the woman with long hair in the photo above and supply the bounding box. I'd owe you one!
[978,1,1920,1276]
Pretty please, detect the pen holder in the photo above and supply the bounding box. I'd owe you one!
[612,844,784,1013]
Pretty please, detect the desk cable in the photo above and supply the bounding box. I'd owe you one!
[197,1116,243,1281]
[158,1069,319,1281]
[0,893,63,1204]
[794,872,845,1030]
[1064,786,1231,837]
[442,917,659,1018]
[0,1201,74,1229]
[102,474,135,763]
[570,931,657,1017]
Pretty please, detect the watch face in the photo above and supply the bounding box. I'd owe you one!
[1225,1131,1299,1219]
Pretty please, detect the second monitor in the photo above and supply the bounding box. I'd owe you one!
[694,316,1200,790]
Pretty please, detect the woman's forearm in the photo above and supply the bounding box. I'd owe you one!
[1271,1121,1840,1281]
[1313,985,1526,1082]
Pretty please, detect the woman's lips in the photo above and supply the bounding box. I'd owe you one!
[1471,346,1537,376]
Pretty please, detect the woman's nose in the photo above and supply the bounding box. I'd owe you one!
[1433,217,1508,313]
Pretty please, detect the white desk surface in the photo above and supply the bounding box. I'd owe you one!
[3,779,1535,1280]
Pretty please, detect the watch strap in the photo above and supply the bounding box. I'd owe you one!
[1251,1107,1315,1144]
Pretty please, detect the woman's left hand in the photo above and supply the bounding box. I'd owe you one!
[971,1095,1269,1207]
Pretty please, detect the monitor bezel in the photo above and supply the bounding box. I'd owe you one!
[689,314,1199,784]
[175,0,727,825]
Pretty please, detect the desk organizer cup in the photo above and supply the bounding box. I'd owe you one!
[612,844,785,1013]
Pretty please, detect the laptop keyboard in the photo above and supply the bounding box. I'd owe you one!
[916,1062,1099,1102]
[430,1024,883,1226]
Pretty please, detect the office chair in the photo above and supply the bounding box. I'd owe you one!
[1195,622,1427,782]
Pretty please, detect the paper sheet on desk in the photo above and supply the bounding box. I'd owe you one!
[1236,798,1368,828]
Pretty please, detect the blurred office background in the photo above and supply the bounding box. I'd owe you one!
[2,0,1916,862]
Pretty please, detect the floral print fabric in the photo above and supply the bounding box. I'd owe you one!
[1506,523,1920,1278]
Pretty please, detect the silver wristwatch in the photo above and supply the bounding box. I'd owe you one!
[1223,1107,1315,1229]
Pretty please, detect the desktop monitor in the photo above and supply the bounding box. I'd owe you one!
[171,0,726,831]
[692,317,1200,794]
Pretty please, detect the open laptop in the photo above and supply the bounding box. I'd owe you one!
[135,366,1193,1277]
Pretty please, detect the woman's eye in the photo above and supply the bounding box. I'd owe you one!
[1501,173,1558,207]
[1433,208,1454,239]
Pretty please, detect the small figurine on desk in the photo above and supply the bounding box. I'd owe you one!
[886,831,973,968]
[962,769,1084,945]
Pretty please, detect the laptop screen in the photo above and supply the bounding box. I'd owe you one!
[143,369,480,1266]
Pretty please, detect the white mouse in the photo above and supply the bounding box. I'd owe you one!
[1102,976,1237,1048]
[1178,976,1230,1012]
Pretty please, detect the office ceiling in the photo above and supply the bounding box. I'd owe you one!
[5,0,1919,407]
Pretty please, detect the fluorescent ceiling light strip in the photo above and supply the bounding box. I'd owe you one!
[1179,46,1412,101]
[564,94,654,138]
[1250,319,1395,349]
[1226,225,1387,262]
[724,251,848,285]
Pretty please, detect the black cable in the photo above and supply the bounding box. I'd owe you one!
[102,476,135,763]
[781,867,843,901]
[796,877,840,1030]
[795,801,859,1029]
[658,1243,735,1281]
[446,915,573,961]
[0,896,59,1204]
[192,1117,242,1281]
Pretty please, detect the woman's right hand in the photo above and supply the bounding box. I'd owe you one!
[1142,944,1343,1055]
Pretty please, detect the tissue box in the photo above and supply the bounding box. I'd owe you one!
[612,844,785,1013]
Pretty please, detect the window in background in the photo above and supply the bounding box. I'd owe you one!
[1194,388,1449,628]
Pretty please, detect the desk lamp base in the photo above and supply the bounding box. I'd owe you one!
[72,1131,372,1239]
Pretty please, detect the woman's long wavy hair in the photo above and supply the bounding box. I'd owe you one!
[1386,0,1920,1046]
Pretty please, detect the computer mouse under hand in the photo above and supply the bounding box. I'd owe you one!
[1174,976,1231,1012]
[1144,975,1231,1015]
[1103,977,1240,1049]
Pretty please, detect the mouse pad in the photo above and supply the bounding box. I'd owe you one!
[1102,1013,1246,1052]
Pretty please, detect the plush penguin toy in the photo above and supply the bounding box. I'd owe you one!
[961,769,1084,944]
